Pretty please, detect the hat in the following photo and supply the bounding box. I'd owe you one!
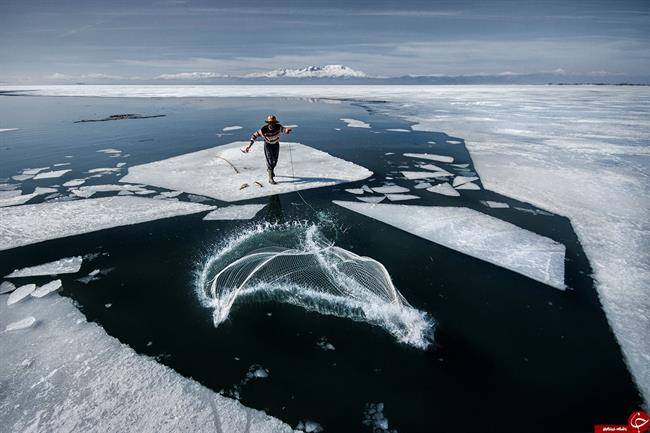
[265,115,279,124]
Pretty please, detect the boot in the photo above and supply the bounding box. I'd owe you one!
[268,169,277,185]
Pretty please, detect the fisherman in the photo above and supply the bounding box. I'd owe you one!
[243,115,292,184]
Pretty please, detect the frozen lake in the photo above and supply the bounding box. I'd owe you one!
[0,88,646,432]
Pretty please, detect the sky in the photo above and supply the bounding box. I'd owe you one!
[1,0,649,83]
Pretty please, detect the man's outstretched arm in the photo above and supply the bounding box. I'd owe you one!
[244,129,263,152]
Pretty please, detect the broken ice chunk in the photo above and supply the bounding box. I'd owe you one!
[7,284,36,305]
[386,128,410,132]
[0,281,16,294]
[5,256,82,278]
[414,182,433,189]
[451,163,469,168]
[386,194,420,201]
[22,167,49,175]
[340,118,370,128]
[87,167,120,174]
[5,316,36,331]
[371,185,409,194]
[32,280,62,298]
[426,183,460,197]
[357,196,385,204]
[401,171,451,180]
[455,182,480,190]
[62,179,84,187]
[11,174,33,181]
[403,153,454,163]
[296,420,324,433]
[481,201,510,209]
[452,176,479,187]
[0,190,22,200]
[97,148,122,154]
[345,188,364,195]
[203,204,267,221]
[222,126,243,131]
[33,169,71,180]
[418,163,451,174]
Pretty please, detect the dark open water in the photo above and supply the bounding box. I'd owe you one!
[0,95,641,432]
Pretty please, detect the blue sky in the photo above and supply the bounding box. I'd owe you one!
[1,0,649,83]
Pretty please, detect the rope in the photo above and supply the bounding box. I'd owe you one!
[286,142,318,213]
[215,155,239,173]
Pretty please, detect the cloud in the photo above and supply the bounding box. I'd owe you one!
[154,72,229,80]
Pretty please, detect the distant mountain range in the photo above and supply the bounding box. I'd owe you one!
[40,65,650,85]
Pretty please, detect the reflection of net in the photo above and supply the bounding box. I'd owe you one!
[202,226,433,349]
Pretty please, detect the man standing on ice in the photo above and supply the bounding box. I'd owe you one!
[243,115,292,185]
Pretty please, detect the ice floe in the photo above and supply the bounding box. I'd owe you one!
[345,188,365,195]
[401,171,451,180]
[403,153,454,163]
[371,185,409,194]
[452,176,479,187]
[63,179,86,187]
[0,281,16,294]
[88,167,121,174]
[418,163,451,174]
[31,279,62,298]
[0,190,22,200]
[386,194,420,201]
[5,256,83,278]
[482,200,510,209]
[340,118,370,128]
[5,316,36,331]
[77,269,101,284]
[363,402,394,433]
[386,128,410,132]
[426,183,460,197]
[7,284,36,305]
[120,141,371,202]
[357,196,385,204]
[22,167,49,175]
[97,148,122,154]
[455,181,480,190]
[333,201,566,290]
[203,204,267,221]
[33,169,71,179]
[0,196,214,251]
[0,187,57,208]
[222,125,243,131]
[414,182,432,189]
[11,174,32,181]
[296,420,324,433]
[0,292,294,432]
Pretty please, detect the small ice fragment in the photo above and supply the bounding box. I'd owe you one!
[203,204,266,221]
[414,182,432,189]
[296,420,324,433]
[481,200,510,209]
[345,188,365,195]
[22,167,49,175]
[53,163,70,167]
[401,171,446,180]
[386,128,410,132]
[70,189,95,198]
[418,163,450,173]
[160,191,183,198]
[0,281,16,294]
[116,162,127,168]
[5,317,36,331]
[7,284,36,305]
[372,185,409,194]
[426,183,460,197]
[117,190,133,196]
[222,126,243,131]
[5,256,82,278]
[357,196,385,203]
[31,279,62,298]
[384,152,394,155]
[105,303,112,308]
[77,269,100,284]
[403,153,454,163]
[87,167,120,174]
[451,163,469,168]
[0,128,18,133]
[97,148,122,154]
[33,169,71,179]
[386,194,419,201]
[447,140,462,144]
[455,182,480,190]
[452,176,479,187]
[134,189,156,195]
[11,175,33,181]
[340,118,370,128]
[361,185,373,193]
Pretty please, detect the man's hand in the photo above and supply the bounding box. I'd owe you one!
[285,128,292,134]
[243,143,253,153]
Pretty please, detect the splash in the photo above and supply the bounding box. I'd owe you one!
[197,222,434,349]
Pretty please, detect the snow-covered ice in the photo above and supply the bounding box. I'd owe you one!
[340,118,370,128]
[22,167,49,175]
[404,153,454,163]
[222,125,243,131]
[371,185,409,194]
[0,190,22,200]
[5,256,82,278]
[426,183,460,197]
[121,141,372,202]
[5,316,36,331]
[7,284,36,305]
[33,169,71,179]
[203,204,267,221]
[334,201,566,290]
[0,292,294,432]
[0,196,214,251]
[31,280,63,298]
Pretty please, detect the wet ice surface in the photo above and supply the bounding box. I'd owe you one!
[334,201,566,290]
[0,293,294,433]
[0,196,214,251]
[5,256,82,278]
[121,142,372,202]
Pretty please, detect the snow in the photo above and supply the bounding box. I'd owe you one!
[247,64,366,78]
[452,176,479,187]
[5,316,36,331]
[340,118,370,128]
[386,194,419,201]
[7,284,36,305]
[426,183,460,197]
[4,84,647,403]
[203,204,267,221]
[371,185,409,194]
[0,292,295,433]
[0,196,214,252]
[482,200,510,209]
[33,169,71,179]
[404,153,454,163]
[5,256,83,278]
[0,281,16,294]
[31,280,62,298]
[222,126,243,131]
[455,181,480,190]
[334,201,566,290]
[121,141,372,202]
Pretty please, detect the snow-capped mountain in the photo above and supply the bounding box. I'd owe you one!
[246,65,368,78]
[154,72,229,80]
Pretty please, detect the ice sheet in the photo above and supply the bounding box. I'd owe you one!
[0,293,294,432]
[6,257,83,278]
[203,204,267,221]
[426,183,460,197]
[0,196,214,251]
[340,118,370,128]
[334,201,566,290]
[404,153,454,163]
[120,142,372,202]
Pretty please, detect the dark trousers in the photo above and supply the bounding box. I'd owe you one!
[264,142,280,171]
